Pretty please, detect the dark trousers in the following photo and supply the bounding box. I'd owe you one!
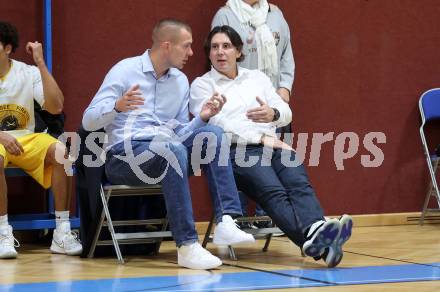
[230,145,324,247]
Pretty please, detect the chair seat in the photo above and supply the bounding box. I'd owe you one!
[6,164,80,230]
[5,165,28,177]
[429,154,440,161]
[202,214,281,260]
[103,184,162,190]
[102,184,163,196]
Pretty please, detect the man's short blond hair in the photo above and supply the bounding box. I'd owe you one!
[152,19,192,44]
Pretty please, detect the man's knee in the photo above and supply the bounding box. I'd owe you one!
[45,142,67,167]
[197,125,225,152]
[283,171,312,192]
[167,143,189,169]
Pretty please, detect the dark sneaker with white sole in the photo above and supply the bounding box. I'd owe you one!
[323,214,353,268]
[302,218,341,258]
[313,214,353,268]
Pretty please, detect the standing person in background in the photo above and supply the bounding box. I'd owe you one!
[211,0,294,227]
[212,0,294,103]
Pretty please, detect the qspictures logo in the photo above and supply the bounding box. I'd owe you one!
[55,106,386,181]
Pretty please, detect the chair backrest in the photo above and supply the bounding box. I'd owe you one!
[34,100,65,138]
[419,88,440,124]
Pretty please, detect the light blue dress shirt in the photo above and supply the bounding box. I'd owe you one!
[82,50,205,148]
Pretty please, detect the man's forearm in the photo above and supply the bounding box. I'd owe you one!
[174,115,206,137]
[82,100,118,132]
[38,61,64,114]
[277,87,290,103]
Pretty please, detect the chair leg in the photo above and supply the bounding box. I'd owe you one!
[432,159,440,208]
[99,186,124,264]
[202,215,215,248]
[420,184,434,225]
[228,245,237,261]
[153,218,169,255]
[262,233,273,252]
[87,200,107,258]
[419,158,440,225]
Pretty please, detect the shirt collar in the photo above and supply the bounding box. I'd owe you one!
[209,66,248,82]
[141,50,179,77]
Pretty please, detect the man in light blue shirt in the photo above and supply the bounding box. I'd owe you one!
[82,19,254,270]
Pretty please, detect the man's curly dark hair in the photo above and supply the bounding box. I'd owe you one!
[0,21,19,53]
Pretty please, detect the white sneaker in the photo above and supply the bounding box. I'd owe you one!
[0,225,19,259]
[213,215,256,246]
[177,242,222,270]
[50,222,83,256]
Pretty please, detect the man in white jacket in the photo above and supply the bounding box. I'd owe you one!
[190,25,353,268]
[212,0,295,225]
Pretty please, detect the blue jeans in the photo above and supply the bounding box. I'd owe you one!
[230,145,324,247]
[239,192,267,216]
[105,125,242,246]
[239,124,294,217]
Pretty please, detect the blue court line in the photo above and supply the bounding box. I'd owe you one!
[1,262,440,292]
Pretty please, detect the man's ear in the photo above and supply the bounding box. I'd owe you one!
[4,44,12,55]
[161,41,171,51]
[236,50,242,60]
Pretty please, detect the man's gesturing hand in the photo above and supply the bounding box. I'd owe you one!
[26,41,45,66]
[200,92,226,122]
[246,96,275,123]
[114,84,145,112]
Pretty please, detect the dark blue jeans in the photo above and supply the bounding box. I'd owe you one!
[105,125,242,246]
[230,145,324,247]
[239,124,293,217]
[239,192,267,216]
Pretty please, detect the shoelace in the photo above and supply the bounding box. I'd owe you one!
[232,219,241,229]
[63,230,81,245]
[306,221,326,239]
[0,233,20,248]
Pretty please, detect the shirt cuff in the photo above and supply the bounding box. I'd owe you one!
[99,102,118,122]
[278,82,293,93]
[188,115,207,131]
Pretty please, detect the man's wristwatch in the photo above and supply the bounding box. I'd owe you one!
[271,108,280,122]
[114,101,121,113]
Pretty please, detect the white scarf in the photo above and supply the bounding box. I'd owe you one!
[226,0,278,84]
